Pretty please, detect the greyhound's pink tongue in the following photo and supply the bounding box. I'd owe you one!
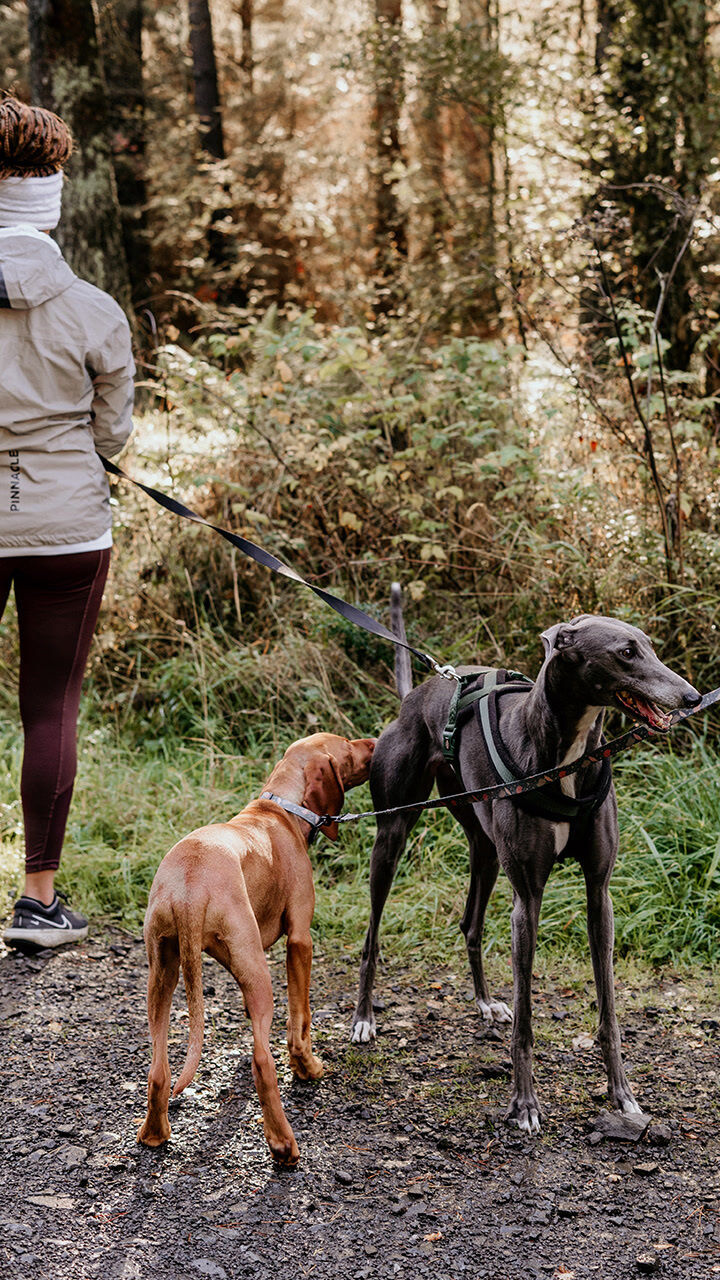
[636,698,669,729]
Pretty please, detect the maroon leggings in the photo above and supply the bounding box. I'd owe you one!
[0,548,110,873]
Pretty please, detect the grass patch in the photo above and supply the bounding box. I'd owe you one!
[1,694,718,968]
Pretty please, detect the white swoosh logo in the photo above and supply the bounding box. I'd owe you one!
[28,913,72,929]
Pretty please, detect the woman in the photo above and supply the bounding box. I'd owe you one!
[0,96,135,949]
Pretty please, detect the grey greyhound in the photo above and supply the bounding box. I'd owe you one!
[351,594,701,1132]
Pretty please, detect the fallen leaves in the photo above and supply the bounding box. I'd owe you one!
[572,1032,595,1052]
[26,1194,75,1210]
[339,510,363,532]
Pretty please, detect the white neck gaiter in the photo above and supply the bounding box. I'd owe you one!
[0,171,64,229]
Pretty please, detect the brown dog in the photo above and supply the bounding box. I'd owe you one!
[137,731,375,1165]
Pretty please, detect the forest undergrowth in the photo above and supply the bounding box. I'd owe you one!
[0,318,719,970]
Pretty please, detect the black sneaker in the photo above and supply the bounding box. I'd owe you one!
[2,894,89,950]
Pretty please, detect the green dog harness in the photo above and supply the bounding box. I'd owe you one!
[441,668,612,825]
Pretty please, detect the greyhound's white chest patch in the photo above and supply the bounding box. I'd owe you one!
[552,709,601,855]
[553,820,570,854]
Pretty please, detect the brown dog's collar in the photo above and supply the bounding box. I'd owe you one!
[260,791,328,844]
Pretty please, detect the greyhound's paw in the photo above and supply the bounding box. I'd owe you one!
[505,1096,542,1135]
[477,999,513,1025]
[350,1016,376,1044]
[618,1094,643,1116]
[608,1074,643,1116]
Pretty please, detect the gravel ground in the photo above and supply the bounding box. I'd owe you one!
[1,930,718,1280]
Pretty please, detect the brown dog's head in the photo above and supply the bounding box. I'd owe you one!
[294,733,375,842]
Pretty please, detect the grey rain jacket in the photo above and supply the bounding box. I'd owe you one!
[0,226,135,549]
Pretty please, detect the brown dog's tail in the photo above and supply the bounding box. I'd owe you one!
[172,905,205,1097]
[391,582,413,699]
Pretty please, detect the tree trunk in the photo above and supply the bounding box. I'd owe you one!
[235,0,295,308]
[594,0,620,72]
[27,0,132,312]
[587,0,708,370]
[415,0,447,258]
[188,0,225,160]
[98,0,149,303]
[239,0,255,138]
[373,0,407,312]
[447,0,499,334]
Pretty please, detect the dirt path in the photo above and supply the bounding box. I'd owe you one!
[1,931,718,1280]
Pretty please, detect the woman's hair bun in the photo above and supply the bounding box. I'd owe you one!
[0,95,73,178]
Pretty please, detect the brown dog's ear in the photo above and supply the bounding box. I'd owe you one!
[303,754,344,842]
[342,737,376,789]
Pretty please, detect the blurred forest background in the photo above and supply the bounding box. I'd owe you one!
[0,0,719,965]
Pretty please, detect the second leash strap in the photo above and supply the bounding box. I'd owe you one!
[332,683,720,827]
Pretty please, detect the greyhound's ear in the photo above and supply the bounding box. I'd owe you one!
[540,623,561,657]
[541,624,579,661]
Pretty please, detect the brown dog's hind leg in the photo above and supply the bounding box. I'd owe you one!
[220,930,299,1167]
[137,936,180,1147]
[245,967,300,1166]
[286,932,324,1081]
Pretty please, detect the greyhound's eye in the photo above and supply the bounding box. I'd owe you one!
[620,646,635,659]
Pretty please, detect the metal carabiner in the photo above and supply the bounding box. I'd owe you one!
[432,661,461,683]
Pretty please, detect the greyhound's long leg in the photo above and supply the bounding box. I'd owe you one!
[579,800,642,1115]
[351,806,428,1042]
[505,882,544,1134]
[584,870,641,1115]
[493,832,555,1138]
[445,795,511,1025]
[351,715,435,1043]
[462,835,512,1023]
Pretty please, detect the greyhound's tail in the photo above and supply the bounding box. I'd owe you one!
[172,905,205,1097]
[391,582,413,700]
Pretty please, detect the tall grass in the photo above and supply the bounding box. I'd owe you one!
[1,631,718,965]
[311,731,720,966]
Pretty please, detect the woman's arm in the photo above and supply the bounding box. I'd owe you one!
[87,302,136,457]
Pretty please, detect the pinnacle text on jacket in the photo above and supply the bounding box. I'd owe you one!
[9,450,20,512]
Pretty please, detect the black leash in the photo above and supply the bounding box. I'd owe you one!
[101,456,458,683]
[326,684,720,828]
[101,456,720,833]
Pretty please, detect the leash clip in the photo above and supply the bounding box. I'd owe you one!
[432,661,461,683]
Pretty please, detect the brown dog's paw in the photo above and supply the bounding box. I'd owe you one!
[290,1053,324,1082]
[137,1118,171,1147]
[267,1132,300,1168]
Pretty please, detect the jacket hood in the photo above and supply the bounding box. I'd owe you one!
[0,226,76,309]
